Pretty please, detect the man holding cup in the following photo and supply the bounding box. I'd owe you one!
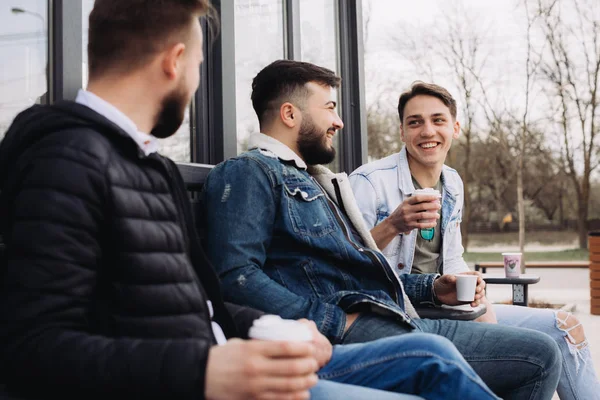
[349,81,600,400]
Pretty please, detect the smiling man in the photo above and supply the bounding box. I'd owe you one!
[349,81,600,400]
[202,62,567,400]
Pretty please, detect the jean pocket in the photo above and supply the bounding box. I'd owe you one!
[284,180,335,237]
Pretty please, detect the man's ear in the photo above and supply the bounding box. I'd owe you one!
[161,43,186,81]
[400,124,406,143]
[453,120,461,139]
[280,102,298,128]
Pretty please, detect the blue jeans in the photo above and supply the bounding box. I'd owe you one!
[315,333,498,400]
[341,314,562,400]
[312,380,423,400]
[495,304,600,400]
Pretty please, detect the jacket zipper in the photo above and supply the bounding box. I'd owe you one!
[322,177,400,304]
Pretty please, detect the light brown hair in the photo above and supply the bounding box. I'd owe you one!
[88,0,214,79]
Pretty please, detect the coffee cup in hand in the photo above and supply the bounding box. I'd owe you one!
[248,315,313,342]
[455,274,478,302]
[413,188,441,224]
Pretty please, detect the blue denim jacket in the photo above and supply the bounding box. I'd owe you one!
[202,134,438,342]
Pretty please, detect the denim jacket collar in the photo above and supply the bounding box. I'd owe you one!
[248,132,307,170]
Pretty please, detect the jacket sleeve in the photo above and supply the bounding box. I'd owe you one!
[348,172,379,229]
[0,137,211,399]
[400,273,439,305]
[224,302,264,339]
[442,176,470,275]
[202,158,347,341]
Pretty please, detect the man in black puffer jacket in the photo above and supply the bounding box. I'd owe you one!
[0,1,340,399]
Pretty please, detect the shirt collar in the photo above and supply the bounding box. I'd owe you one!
[248,132,307,170]
[75,89,159,156]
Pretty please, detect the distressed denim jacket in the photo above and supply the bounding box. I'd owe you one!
[349,146,469,276]
[202,134,438,342]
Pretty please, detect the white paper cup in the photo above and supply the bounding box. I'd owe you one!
[502,252,522,278]
[248,315,313,342]
[455,274,478,302]
[413,188,441,223]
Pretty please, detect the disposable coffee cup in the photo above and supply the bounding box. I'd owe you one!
[455,274,478,302]
[413,188,442,199]
[248,315,313,342]
[502,252,522,278]
[413,188,441,224]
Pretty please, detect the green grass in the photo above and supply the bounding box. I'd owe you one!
[463,248,589,263]
[468,230,578,247]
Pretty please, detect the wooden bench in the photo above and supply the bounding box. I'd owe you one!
[475,261,589,274]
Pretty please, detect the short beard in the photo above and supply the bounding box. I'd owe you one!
[150,87,188,139]
[297,115,336,165]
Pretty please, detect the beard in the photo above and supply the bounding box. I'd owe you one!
[150,85,189,139]
[297,115,336,165]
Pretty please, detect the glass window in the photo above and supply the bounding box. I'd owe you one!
[81,0,192,162]
[300,0,341,172]
[0,0,48,139]
[234,0,285,154]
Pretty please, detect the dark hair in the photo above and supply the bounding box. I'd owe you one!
[397,81,457,123]
[251,60,341,127]
[88,0,215,79]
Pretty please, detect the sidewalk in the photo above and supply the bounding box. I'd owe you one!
[482,268,600,399]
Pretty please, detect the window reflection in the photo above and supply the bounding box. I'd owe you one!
[0,0,48,139]
[81,0,192,162]
[234,0,285,154]
[300,0,341,172]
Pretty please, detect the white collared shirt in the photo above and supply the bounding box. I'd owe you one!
[75,89,159,156]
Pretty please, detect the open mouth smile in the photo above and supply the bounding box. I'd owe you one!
[419,142,439,149]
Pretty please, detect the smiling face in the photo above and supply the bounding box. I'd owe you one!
[401,94,460,172]
[296,82,344,165]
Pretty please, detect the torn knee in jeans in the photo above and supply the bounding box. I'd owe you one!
[555,310,589,373]
[556,310,587,348]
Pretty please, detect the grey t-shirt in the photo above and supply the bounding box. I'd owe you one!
[411,177,443,275]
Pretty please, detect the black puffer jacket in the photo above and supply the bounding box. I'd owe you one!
[0,102,261,399]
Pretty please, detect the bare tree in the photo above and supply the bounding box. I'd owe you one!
[533,0,600,248]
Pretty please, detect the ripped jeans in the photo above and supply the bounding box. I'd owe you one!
[495,304,600,400]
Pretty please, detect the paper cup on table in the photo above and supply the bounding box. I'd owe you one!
[455,274,478,302]
[502,252,522,278]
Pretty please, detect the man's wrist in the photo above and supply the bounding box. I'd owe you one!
[431,275,443,306]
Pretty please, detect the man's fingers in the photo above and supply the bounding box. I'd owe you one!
[255,340,315,358]
[254,374,318,393]
[258,357,319,377]
[408,194,441,204]
[258,389,312,400]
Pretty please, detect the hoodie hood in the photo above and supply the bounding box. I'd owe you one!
[0,101,133,187]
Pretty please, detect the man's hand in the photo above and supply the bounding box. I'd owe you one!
[371,195,441,250]
[474,296,498,324]
[298,319,332,368]
[205,338,319,400]
[386,194,441,234]
[433,271,486,307]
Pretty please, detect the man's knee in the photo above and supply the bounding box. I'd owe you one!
[556,310,587,348]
